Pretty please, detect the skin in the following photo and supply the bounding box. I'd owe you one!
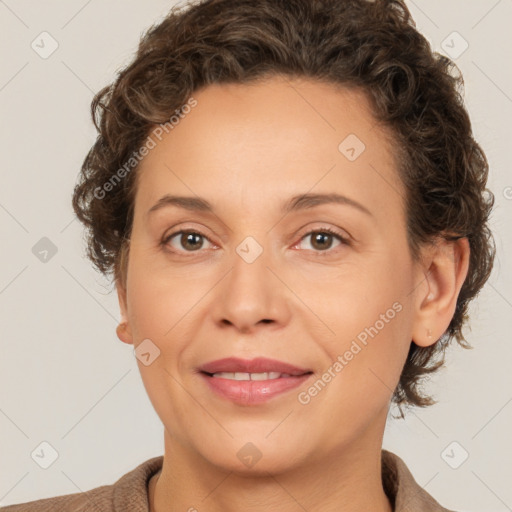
[115,76,470,512]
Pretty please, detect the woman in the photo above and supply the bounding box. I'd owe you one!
[2,0,495,510]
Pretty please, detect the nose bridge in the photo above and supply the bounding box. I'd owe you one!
[231,234,274,309]
[213,234,289,331]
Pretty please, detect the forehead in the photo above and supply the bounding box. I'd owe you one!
[134,76,403,221]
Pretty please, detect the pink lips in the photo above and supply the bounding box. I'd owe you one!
[198,357,313,405]
[200,357,311,375]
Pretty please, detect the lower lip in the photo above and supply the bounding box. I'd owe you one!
[200,372,312,405]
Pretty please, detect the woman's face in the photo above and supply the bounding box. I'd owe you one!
[118,76,427,472]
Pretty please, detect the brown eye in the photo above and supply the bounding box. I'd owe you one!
[296,228,348,253]
[180,232,204,251]
[164,230,213,253]
[310,232,335,250]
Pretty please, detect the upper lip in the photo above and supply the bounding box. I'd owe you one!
[199,357,312,376]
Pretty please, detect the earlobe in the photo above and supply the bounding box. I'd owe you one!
[116,321,134,345]
[412,237,470,348]
[116,280,134,345]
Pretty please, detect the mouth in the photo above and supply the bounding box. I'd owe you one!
[205,371,300,380]
[198,357,314,405]
[199,356,312,375]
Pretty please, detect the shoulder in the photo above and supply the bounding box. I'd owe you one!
[382,450,457,512]
[0,456,164,512]
[0,484,111,512]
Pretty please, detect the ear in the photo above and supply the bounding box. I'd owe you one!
[411,237,470,348]
[116,279,134,345]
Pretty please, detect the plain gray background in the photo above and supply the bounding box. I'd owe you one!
[1,0,511,510]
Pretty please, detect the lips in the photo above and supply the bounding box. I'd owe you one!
[198,357,313,405]
[199,357,311,376]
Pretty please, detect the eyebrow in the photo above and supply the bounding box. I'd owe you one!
[147,192,372,217]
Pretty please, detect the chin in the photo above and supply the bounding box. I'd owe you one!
[194,435,311,476]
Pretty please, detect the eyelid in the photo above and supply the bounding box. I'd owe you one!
[299,225,351,241]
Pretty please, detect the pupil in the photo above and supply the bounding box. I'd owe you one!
[183,233,202,250]
[313,233,332,250]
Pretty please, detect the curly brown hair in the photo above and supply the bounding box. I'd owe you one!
[72,0,495,410]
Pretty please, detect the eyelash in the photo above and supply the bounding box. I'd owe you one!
[161,227,350,256]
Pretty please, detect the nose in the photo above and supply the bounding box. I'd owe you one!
[212,243,291,334]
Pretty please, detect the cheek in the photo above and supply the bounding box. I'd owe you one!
[301,304,412,449]
[124,258,203,437]
[314,251,415,396]
[125,247,196,338]
[124,248,219,375]
[329,306,408,382]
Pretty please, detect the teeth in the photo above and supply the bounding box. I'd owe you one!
[211,371,287,380]
[251,371,281,380]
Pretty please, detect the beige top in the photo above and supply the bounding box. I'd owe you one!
[0,450,454,511]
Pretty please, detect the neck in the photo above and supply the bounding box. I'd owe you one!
[150,421,393,512]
